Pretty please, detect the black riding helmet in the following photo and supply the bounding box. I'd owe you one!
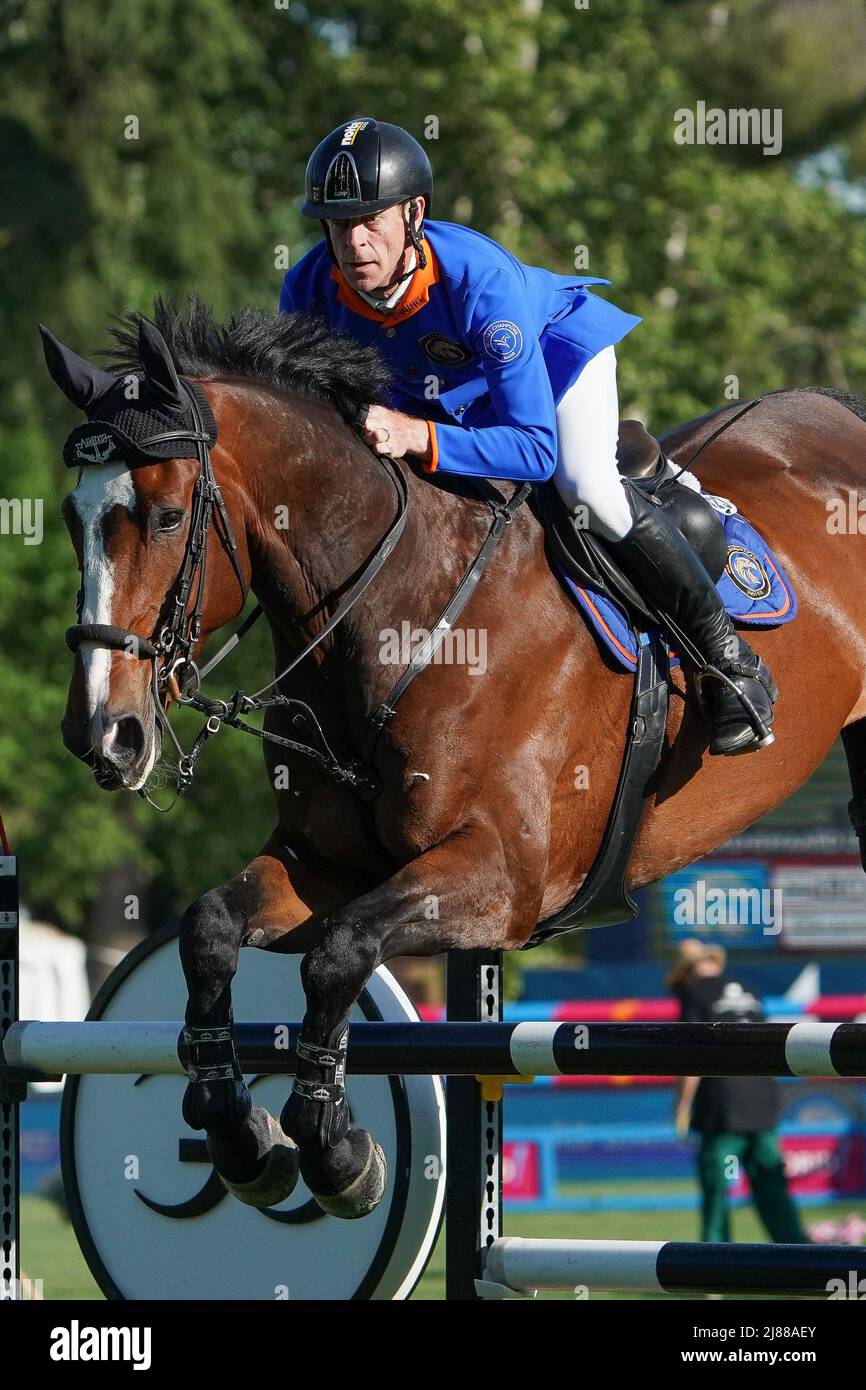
[301,118,433,278]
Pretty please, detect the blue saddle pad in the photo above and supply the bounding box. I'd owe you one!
[560,510,796,672]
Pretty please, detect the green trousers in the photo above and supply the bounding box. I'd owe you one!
[697,1130,809,1244]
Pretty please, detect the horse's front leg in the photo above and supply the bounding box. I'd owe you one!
[281,823,536,1219]
[179,838,338,1207]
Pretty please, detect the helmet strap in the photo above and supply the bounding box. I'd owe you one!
[406,198,427,270]
[379,199,427,293]
[320,198,427,292]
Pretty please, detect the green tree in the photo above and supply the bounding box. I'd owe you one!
[1,0,864,952]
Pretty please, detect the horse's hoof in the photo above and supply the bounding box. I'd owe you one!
[306,1130,388,1220]
[210,1111,300,1209]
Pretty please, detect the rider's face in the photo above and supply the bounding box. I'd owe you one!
[327,199,424,296]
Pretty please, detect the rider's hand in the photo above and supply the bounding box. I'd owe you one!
[362,406,432,464]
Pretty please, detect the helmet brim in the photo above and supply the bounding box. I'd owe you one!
[300,195,410,221]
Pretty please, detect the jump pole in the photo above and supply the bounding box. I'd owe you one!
[5,1017,866,1079]
[482,1237,866,1298]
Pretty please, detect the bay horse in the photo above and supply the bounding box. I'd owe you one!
[42,300,866,1218]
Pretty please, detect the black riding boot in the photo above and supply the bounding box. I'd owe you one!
[606,483,778,755]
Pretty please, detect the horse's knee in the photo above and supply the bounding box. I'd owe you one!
[179,887,244,991]
[301,917,381,1007]
[180,885,240,948]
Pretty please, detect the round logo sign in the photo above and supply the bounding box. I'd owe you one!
[725,545,771,600]
[481,320,524,363]
[61,927,445,1301]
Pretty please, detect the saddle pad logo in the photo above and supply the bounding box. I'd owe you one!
[481,320,524,363]
[418,334,475,367]
[726,544,771,599]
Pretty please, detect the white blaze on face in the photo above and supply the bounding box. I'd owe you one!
[71,463,137,724]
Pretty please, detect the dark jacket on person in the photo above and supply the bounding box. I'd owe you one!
[674,972,781,1135]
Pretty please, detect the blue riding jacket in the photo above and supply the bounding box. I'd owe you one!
[278,219,641,483]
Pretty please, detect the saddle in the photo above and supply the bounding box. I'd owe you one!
[524,421,729,949]
[534,419,728,622]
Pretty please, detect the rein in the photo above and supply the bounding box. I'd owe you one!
[65,384,529,810]
[664,395,764,483]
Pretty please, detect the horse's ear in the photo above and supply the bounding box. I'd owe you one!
[137,316,184,409]
[38,324,116,412]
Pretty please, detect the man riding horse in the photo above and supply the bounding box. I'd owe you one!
[52,111,852,1224]
[281,117,777,755]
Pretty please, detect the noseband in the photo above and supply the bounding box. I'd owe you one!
[65,385,529,810]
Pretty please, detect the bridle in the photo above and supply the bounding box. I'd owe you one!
[65,378,529,811]
[68,380,245,680]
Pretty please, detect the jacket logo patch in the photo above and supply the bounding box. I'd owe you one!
[481,320,523,363]
[726,545,771,600]
[418,333,475,367]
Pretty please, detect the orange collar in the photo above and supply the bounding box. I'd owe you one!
[329,238,440,327]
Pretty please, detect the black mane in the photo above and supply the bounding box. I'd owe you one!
[803,386,866,425]
[104,295,392,423]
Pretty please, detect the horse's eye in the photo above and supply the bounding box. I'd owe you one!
[156,509,185,533]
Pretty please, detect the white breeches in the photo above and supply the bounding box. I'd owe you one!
[553,346,704,542]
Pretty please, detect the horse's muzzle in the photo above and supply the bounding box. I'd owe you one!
[61,709,152,789]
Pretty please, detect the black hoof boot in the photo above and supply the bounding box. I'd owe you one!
[181,1024,299,1209]
[702,654,779,756]
[280,1032,387,1221]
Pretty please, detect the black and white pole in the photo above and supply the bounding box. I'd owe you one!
[5,1018,866,1079]
[482,1237,866,1298]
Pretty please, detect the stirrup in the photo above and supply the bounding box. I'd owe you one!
[695,659,777,751]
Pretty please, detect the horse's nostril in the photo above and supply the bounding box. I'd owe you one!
[114,713,145,761]
[61,718,94,761]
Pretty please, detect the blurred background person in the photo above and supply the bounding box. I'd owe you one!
[670,940,809,1244]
